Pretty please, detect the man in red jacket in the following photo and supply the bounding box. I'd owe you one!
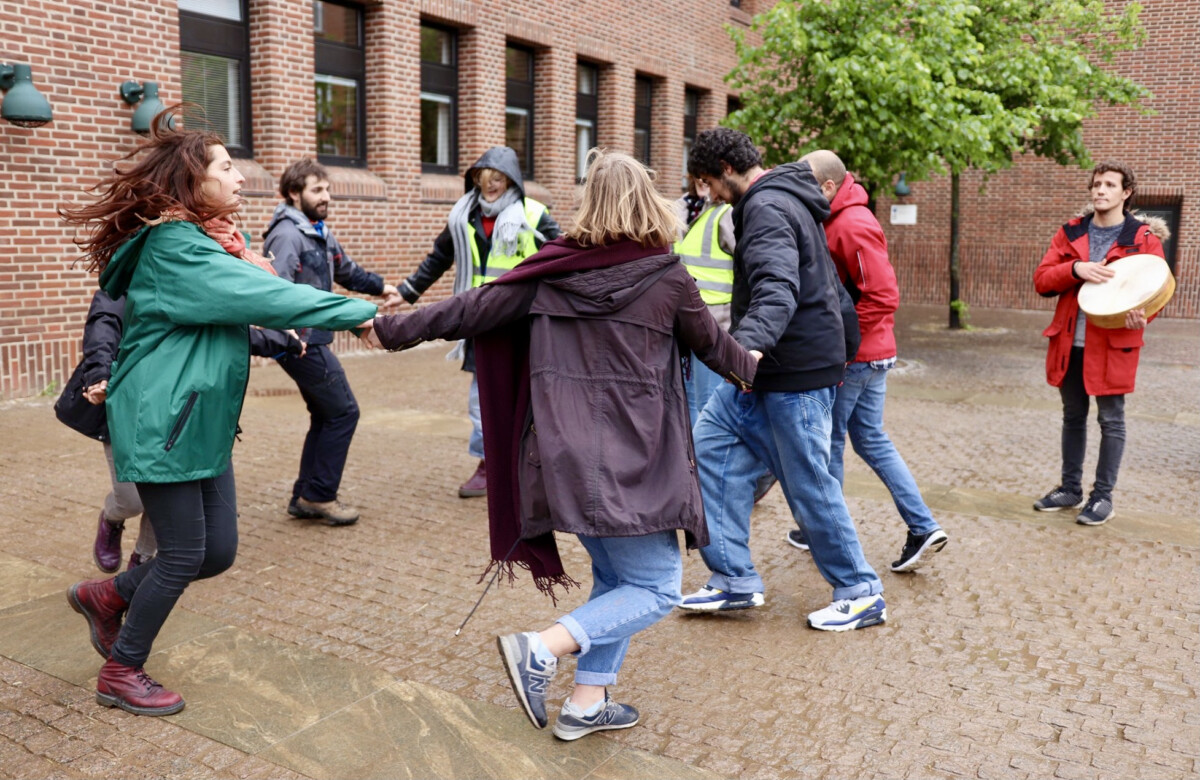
[801,150,948,572]
[1032,162,1168,526]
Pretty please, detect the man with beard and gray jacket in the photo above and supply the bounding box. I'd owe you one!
[677,129,885,631]
[264,158,402,526]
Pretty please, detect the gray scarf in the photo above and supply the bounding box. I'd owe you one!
[445,185,540,361]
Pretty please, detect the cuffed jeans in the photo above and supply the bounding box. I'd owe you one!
[694,382,881,601]
[830,361,940,536]
[1060,346,1125,500]
[557,531,682,687]
[110,465,238,668]
[279,344,360,503]
[467,372,484,460]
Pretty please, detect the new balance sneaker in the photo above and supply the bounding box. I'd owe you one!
[785,529,810,551]
[497,632,557,729]
[807,594,887,631]
[1076,495,1114,526]
[552,695,640,741]
[1033,487,1084,512]
[890,528,949,572]
[677,586,764,612]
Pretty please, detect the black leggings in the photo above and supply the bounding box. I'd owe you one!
[110,465,238,668]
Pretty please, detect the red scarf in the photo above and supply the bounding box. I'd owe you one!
[202,216,277,275]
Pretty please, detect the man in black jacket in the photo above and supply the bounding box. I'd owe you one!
[677,129,885,631]
[264,158,401,526]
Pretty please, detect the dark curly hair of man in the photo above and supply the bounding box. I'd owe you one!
[687,128,763,179]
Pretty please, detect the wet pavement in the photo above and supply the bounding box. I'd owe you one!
[0,304,1196,779]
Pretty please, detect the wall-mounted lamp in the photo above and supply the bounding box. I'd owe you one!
[119,80,167,135]
[894,172,911,197]
[0,64,53,128]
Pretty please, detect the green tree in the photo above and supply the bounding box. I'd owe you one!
[726,0,1149,328]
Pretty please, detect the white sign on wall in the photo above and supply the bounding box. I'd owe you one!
[890,204,918,225]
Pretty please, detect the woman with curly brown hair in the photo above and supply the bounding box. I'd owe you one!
[61,115,377,716]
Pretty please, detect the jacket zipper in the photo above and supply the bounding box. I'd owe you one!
[164,391,199,452]
[727,371,752,392]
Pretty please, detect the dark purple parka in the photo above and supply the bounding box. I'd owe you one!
[374,249,756,548]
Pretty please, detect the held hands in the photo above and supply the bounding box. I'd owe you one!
[1074,261,1115,284]
[749,350,763,363]
[83,380,108,405]
[356,318,383,350]
[1124,308,1147,330]
[380,284,404,309]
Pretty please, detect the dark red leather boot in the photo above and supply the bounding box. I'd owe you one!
[67,578,128,658]
[96,659,185,716]
[458,459,487,498]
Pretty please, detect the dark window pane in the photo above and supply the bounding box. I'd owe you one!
[315,75,358,158]
[178,0,241,21]
[181,51,242,148]
[420,95,453,167]
[577,63,596,96]
[685,89,698,116]
[636,77,653,108]
[506,109,530,174]
[506,46,532,82]
[634,128,650,166]
[421,26,453,65]
[314,1,360,46]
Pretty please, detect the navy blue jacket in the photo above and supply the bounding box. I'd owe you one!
[730,161,858,392]
[263,205,385,345]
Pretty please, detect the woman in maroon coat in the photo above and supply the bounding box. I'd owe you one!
[365,150,756,740]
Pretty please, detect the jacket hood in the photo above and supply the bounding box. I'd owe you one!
[828,173,869,218]
[543,253,678,315]
[465,146,526,199]
[264,202,321,240]
[746,161,831,223]
[99,221,208,298]
[1072,204,1171,241]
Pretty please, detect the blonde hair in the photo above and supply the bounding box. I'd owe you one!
[472,167,510,190]
[569,149,682,248]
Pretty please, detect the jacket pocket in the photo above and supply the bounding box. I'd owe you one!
[1106,328,1145,351]
[518,423,552,537]
[164,391,199,452]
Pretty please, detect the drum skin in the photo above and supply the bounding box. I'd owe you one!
[1078,254,1176,329]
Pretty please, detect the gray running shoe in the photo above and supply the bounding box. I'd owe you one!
[1076,496,1114,526]
[1033,487,1084,512]
[552,696,639,741]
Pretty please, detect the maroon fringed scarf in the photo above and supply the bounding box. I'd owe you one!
[474,237,669,598]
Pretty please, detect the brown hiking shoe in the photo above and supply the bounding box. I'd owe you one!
[458,460,487,498]
[96,659,185,716]
[293,497,359,526]
[68,578,128,658]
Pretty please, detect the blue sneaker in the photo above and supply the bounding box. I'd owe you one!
[552,695,640,741]
[807,594,887,631]
[677,586,764,612]
[497,632,557,729]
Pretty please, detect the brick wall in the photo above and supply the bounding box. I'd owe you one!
[1,0,1195,399]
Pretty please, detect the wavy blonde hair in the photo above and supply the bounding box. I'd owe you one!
[569,149,681,248]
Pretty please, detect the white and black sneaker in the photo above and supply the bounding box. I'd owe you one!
[677,586,764,612]
[1033,487,1084,512]
[785,529,810,551]
[890,528,949,572]
[807,594,887,631]
[1076,495,1114,526]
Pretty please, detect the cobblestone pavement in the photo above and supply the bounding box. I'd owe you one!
[0,304,1197,779]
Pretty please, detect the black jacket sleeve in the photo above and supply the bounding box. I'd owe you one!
[249,327,303,358]
[401,225,455,303]
[536,209,561,242]
[80,291,125,387]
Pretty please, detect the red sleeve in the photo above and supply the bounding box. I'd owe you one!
[839,211,898,332]
[1034,226,1081,296]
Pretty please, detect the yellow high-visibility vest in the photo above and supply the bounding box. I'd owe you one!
[470,198,547,287]
[674,203,733,305]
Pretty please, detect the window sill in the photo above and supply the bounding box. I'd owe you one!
[729,7,753,26]
[421,172,464,204]
[235,158,277,197]
[327,166,389,200]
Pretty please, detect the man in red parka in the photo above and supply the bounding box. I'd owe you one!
[802,150,948,572]
[1032,161,1169,526]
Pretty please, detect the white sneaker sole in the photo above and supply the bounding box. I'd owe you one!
[678,593,764,612]
[808,608,887,632]
[552,715,640,741]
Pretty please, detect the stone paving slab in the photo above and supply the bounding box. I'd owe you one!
[0,304,1196,779]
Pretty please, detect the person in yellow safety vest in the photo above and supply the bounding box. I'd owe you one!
[399,146,560,499]
[674,176,736,427]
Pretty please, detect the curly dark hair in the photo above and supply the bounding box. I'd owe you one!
[1090,161,1136,208]
[687,128,762,178]
[59,107,231,271]
[279,158,328,204]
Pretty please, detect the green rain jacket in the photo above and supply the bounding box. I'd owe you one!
[100,221,378,483]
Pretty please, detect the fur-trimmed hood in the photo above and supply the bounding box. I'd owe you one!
[1073,204,1171,241]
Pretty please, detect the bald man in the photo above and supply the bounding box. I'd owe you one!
[799,150,949,572]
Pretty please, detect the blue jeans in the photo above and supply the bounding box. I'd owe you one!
[557,531,682,687]
[830,361,940,536]
[694,383,881,601]
[685,354,725,429]
[1060,346,1124,500]
[467,372,484,459]
[278,344,360,503]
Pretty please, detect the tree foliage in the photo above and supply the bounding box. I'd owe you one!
[725,0,1150,195]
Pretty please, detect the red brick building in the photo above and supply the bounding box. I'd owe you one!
[0,0,1194,399]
